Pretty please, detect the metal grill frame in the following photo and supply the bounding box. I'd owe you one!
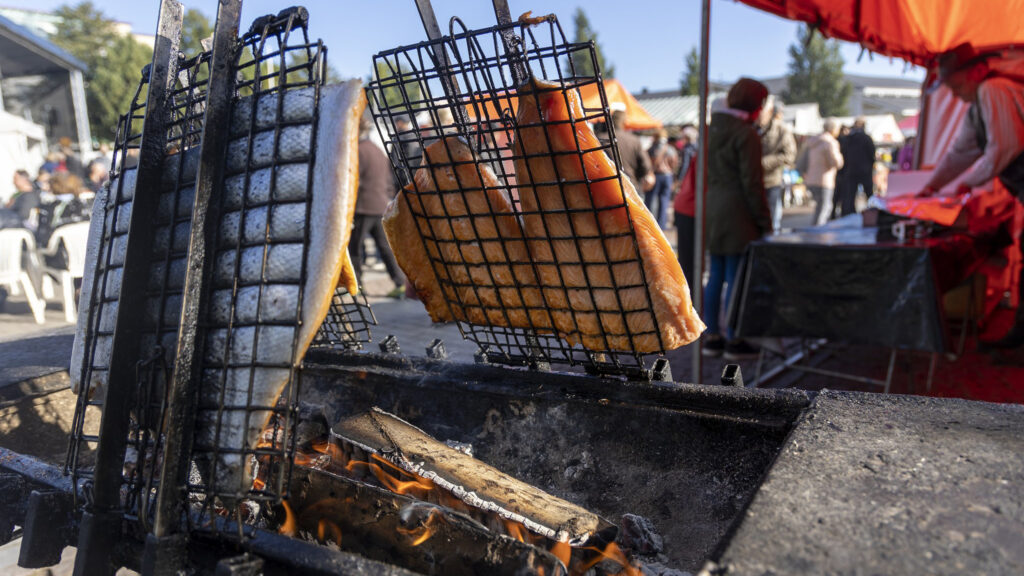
[367,9,671,381]
[63,1,377,572]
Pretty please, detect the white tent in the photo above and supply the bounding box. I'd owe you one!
[0,109,47,203]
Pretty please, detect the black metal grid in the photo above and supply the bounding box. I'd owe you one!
[186,9,328,520]
[312,288,377,350]
[367,15,669,379]
[65,68,150,501]
[66,5,376,543]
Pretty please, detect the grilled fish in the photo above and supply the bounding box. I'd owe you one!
[383,136,552,330]
[198,79,366,494]
[513,78,704,353]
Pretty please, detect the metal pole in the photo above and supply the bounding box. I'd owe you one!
[151,0,242,542]
[692,0,711,385]
[72,2,183,575]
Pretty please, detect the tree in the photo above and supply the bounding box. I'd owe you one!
[564,7,615,79]
[371,60,423,111]
[680,46,700,96]
[181,8,214,57]
[52,2,153,142]
[783,25,852,117]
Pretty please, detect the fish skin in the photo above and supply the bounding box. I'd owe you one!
[513,78,705,353]
[383,136,552,330]
[197,79,366,495]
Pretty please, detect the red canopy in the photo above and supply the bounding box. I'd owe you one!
[737,0,1024,66]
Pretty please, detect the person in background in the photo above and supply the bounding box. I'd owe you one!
[918,43,1024,348]
[40,152,62,175]
[58,137,83,177]
[85,160,109,194]
[389,113,423,188]
[759,96,797,233]
[673,125,699,287]
[6,170,41,229]
[802,118,844,226]
[645,129,678,229]
[838,117,876,215]
[703,78,770,360]
[349,113,407,298]
[35,171,90,270]
[610,108,653,193]
[896,136,916,171]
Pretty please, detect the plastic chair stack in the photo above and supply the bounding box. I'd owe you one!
[0,228,46,324]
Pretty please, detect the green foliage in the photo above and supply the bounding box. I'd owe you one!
[681,46,700,96]
[783,25,852,117]
[180,8,214,57]
[52,2,153,142]
[372,60,423,111]
[565,7,615,79]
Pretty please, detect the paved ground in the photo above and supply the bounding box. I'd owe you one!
[1,203,1021,405]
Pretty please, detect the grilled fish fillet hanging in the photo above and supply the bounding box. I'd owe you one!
[197,79,366,494]
[512,78,705,353]
[383,136,552,330]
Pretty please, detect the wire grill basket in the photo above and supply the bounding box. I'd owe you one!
[368,14,672,380]
[66,5,376,538]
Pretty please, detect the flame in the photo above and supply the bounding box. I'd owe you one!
[345,454,437,497]
[317,518,343,545]
[550,540,571,567]
[279,500,297,537]
[575,542,641,576]
[252,478,266,492]
[397,507,444,546]
[504,519,528,542]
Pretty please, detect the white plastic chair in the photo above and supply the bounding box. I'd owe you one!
[0,228,46,324]
[39,221,91,323]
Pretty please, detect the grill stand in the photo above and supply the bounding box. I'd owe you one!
[143,2,242,571]
[71,2,184,575]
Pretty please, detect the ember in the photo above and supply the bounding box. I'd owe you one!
[254,409,651,576]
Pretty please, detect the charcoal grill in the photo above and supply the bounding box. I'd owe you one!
[5,1,1021,576]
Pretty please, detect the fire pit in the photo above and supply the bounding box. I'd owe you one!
[1,1,1022,575]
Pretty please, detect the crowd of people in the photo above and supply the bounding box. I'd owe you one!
[602,81,920,360]
[2,138,103,245]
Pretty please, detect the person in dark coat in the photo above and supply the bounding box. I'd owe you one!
[702,78,770,360]
[610,109,653,192]
[350,115,406,297]
[838,117,875,215]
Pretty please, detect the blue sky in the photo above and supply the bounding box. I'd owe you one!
[4,0,926,90]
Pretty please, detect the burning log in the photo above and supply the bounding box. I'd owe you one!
[332,408,601,545]
[286,464,566,576]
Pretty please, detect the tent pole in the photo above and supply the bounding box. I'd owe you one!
[692,0,711,384]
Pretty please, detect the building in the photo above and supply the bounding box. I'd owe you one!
[633,88,726,128]
[757,73,922,119]
[0,6,156,48]
[0,12,92,198]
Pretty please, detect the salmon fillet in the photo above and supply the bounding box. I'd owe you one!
[512,78,705,353]
[198,79,366,494]
[383,136,552,330]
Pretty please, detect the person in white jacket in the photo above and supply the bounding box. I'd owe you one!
[920,43,1024,348]
[800,119,844,225]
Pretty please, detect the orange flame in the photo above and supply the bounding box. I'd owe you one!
[279,500,297,537]
[397,507,444,546]
[576,542,641,576]
[317,518,343,545]
[550,540,571,568]
[504,519,528,543]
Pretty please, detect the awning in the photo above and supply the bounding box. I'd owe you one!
[465,79,661,131]
[736,0,1024,66]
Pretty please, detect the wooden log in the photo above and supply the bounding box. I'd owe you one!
[332,407,600,544]
[286,465,565,576]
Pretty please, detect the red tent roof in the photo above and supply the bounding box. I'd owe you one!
[737,0,1024,66]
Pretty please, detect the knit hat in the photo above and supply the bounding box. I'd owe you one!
[727,77,769,113]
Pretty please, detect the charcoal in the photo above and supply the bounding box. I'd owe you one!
[618,513,665,556]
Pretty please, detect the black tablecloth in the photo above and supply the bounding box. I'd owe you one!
[730,216,1004,354]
